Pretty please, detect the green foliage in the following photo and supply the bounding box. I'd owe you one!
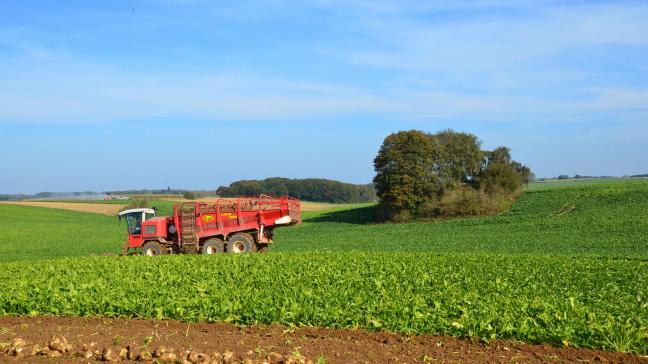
[183,191,196,200]
[373,130,530,221]
[432,129,484,185]
[217,178,376,203]
[0,253,645,353]
[373,130,439,221]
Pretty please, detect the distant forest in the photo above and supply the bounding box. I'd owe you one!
[216,178,376,203]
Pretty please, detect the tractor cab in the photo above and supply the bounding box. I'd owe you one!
[118,208,156,235]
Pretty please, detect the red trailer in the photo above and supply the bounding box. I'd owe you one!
[118,195,300,256]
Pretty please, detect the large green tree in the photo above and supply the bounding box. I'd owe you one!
[431,130,484,186]
[373,130,440,221]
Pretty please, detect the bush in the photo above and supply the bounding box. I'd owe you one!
[183,191,196,200]
[373,130,530,221]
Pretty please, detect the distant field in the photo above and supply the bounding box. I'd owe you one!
[527,177,647,190]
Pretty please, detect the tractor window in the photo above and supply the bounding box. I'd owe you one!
[145,212,155,221]
[125,213,142,235]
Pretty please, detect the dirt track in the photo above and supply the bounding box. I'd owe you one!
[0,316,645,363]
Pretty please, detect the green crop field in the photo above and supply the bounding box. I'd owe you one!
[0,253,645,353]
[0,179,646,353]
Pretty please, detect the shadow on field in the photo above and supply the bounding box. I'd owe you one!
[307,205,378,225]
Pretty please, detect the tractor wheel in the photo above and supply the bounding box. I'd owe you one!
[256,243,269,253]
[201,238,224,255]
[141,242,163,257]
[226,233,254,254]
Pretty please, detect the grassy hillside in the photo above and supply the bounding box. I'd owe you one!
[275,180,648,258]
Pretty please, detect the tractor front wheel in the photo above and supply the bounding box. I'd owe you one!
[141,242,163,257]
[202,238,224,255]
[226,234,255,254]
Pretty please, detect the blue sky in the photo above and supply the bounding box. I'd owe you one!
[1,0,647,194]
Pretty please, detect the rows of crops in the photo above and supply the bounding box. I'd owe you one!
[0,253,645,353]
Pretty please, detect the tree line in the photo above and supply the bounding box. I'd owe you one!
[216,178,376,203]
[374,129,532,222]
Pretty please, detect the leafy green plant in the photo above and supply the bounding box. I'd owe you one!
[0,253,645,353]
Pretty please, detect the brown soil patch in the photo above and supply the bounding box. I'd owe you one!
[0,202,122,216]
[0,316,644,363]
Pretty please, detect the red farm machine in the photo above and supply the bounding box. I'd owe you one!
[118,195,300,256]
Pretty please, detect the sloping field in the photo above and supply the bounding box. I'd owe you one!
[275,180,648,257]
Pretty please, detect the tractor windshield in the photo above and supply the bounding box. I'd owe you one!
[124,213,143,235]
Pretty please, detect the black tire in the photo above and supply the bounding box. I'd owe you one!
[201,238,224,255]
[256,243,269,253]
[226,233,254,254]
[141,242,163,257]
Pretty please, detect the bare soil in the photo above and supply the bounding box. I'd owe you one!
[0,202,122,216]
[0,316,645,363]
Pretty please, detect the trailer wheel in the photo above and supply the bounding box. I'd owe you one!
[226,234,254,254]
[141,242,163,257]
[201,238,224,255]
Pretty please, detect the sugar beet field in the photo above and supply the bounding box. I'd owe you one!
[0,179,647,361]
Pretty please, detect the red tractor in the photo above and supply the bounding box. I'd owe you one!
[118,195,300,256]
